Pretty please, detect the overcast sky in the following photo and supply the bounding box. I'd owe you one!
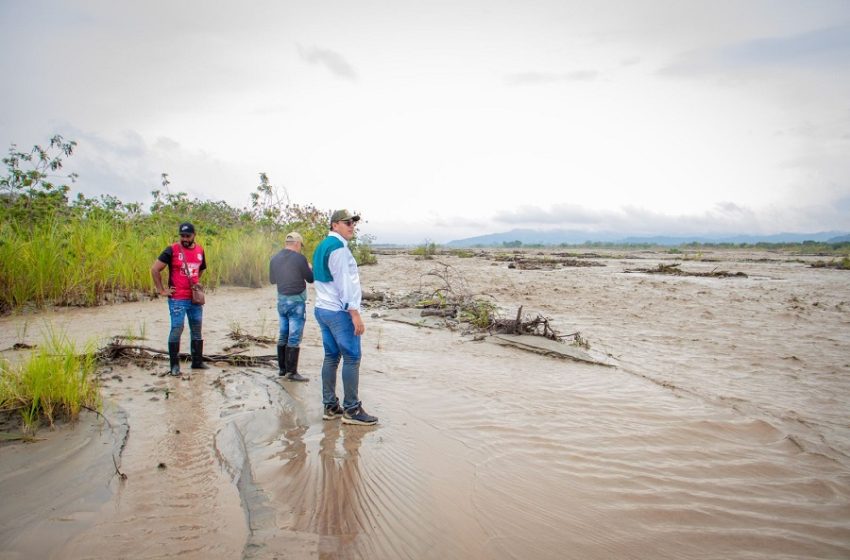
[1,1,848,243]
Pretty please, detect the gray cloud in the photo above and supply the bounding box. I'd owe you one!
[662,23,850,76]
[495,204,603,225]
[298,45,359,81]
[56,126,250,207]
[493,202,786,236]
[504,70,599,86]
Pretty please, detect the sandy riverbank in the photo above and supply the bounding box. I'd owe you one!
[1,249,849,559]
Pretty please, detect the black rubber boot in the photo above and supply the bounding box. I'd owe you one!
[277,344,287,376]
[168,341,181,376]
[284,347,308,382]
[191,339,210,369]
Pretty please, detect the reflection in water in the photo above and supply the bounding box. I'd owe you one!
[315,422,372,557]
[274,420,375,559]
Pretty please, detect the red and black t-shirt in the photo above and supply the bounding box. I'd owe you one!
[157,243,207,300]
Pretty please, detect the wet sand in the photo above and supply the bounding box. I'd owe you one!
[1,249,849,559]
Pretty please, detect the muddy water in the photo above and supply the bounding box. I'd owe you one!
[0,250,848,559]
[61,365,248,559]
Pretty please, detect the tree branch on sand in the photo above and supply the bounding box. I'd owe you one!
[223,327,276,351]
[363,262,588,346]
[623,263,747,278]
[96,337,277,368]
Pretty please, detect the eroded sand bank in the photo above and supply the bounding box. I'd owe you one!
[1,250,849,559]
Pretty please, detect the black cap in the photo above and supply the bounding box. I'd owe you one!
[179,222,195,235]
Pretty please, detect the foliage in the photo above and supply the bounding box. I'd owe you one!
[0,135,377,312]
[810,257,850,270]
[411,239,438,260]
[0,135,78,225]
[459,299,497,329]
[350,233,378,266]
[0,331,100,435]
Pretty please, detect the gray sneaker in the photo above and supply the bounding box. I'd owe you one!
[342,406,378,426]
[323,403,344,420]
[284,372,308,382]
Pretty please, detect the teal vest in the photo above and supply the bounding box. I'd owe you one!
[312,235,344,282]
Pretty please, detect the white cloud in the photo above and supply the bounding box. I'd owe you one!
[504,70,599,85]
[1,0,849,244]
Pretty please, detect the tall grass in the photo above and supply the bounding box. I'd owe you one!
[0,331,101,434]
[2,218,301,310]
[0,213,376,312]
[1,216,163,309]
[1,135,377,312]
[213,229,283,288]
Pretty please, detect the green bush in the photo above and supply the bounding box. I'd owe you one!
[411,240,438,260]
[0,332,100,434]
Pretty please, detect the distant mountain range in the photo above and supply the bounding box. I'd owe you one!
[445,229,850,247]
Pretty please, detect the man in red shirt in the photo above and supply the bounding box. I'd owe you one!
[151,222,209,376]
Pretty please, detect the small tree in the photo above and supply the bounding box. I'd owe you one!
[0,135,78,224]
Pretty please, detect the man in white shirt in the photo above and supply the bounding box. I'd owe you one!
[312,209,378,425]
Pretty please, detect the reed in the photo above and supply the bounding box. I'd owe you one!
[0,330,101,434]
[1,215,378,312]
[1,135,377,311]
[1,217,156,309]
[213,229,284,288]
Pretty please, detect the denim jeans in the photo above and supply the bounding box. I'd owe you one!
[314,307,361,411]
[168,298,203,343]
[277,294,307,347]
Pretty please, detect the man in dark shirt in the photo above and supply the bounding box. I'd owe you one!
[269,231,314,381]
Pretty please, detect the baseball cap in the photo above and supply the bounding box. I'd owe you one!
[179,222,195,235]
[285,231,303,243]
[330,209,361,224]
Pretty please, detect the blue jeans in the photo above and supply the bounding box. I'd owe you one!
[168,298,203,343]
[314,307,361,411]
[277,294,307,347]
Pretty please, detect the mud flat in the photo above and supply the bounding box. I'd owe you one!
[1,249,849,559]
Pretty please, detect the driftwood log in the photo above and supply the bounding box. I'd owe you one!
[490,306,581,344]
[421,308,458,318]
[623,263,747,278]
[361,263,587,347]
[96,338,277,367]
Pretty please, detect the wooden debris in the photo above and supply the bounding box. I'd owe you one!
[498,254,606,270]
[623,263,747,278]
[96,337,276,368]
[227,329,275,346]
[362,291,386,301]
[809,258,850,270]
[366,262,588,348]
[420,308,457,318]
[491,306,578,344]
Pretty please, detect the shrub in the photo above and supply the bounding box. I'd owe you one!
[412,240,438,260]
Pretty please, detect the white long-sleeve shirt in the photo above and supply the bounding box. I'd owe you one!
[314,232,362,312]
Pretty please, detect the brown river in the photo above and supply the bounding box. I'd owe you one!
[1,249,848,559]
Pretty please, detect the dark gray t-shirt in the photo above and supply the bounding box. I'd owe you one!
[269,249,314,295]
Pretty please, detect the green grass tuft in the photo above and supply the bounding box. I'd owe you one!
[0,331,101,435]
